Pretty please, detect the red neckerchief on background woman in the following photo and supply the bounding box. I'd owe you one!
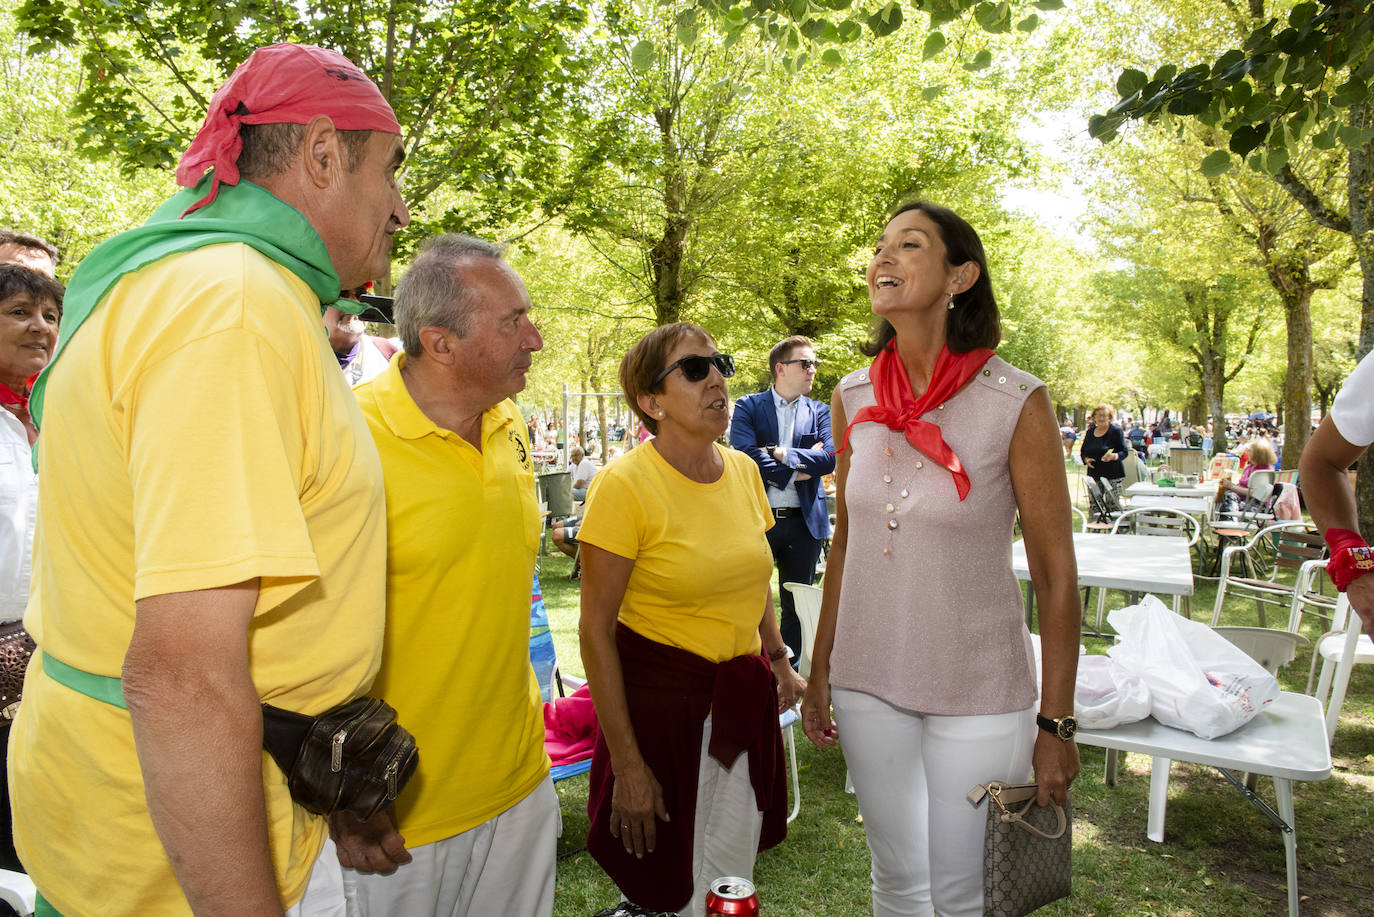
[0,382,36,445]
[837,340,994,500]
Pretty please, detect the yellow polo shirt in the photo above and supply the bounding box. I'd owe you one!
[577,442,774,662]
[353,357,548,846]
[9,243,387,916]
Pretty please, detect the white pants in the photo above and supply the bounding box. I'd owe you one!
[831,688,1036,917]
[286,837,347,917]
[343,776,558,917]
[619,716,765,917]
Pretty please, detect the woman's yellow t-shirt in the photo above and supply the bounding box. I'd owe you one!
[577,441,774,662]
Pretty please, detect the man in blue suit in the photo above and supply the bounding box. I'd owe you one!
[730,335,835,667]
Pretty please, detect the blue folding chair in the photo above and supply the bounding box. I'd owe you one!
[530,573,594,855]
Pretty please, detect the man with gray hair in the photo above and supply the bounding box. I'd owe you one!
[338,234,554,916]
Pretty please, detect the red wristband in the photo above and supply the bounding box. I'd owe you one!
[1325,528,1374,592]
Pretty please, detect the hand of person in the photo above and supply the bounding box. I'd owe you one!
[771,445,787,462]
[610,760,669,859]
[1345,574,1374,635]
[329,806,411,875]
[772,658,806,711]
[795,472,812,481]
[800,675,838,749]
[1031,731,1080,808]
[1084,457,1096,468]
[1103,451,1116,461]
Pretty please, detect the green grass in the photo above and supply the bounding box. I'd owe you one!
[536,476,1374,916]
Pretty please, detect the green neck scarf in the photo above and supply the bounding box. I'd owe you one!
[31,177,359,431]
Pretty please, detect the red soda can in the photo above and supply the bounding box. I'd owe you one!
[705,876,760,915]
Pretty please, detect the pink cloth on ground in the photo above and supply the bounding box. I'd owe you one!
[544,684,599,765]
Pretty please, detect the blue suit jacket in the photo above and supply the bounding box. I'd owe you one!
[729,389,835,541]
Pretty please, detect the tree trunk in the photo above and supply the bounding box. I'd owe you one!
[578,390,588,454]
[651,105,689,327]
[597,394,608,461]
[1279,298,1313,470]
[1349,105,1374,533]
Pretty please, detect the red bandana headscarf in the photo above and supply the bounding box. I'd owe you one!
[837,341,994,501]
[175,43,402,216]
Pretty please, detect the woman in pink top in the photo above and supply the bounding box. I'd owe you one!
[800,201,1081,917]
[1217,438,1277,512]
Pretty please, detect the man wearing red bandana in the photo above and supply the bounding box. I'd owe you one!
[9,44,408,916]
[1301,351,1374,637]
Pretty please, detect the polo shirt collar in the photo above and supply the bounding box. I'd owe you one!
[372,355,517,443]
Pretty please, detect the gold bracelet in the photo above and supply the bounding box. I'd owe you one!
[768,645,789,662]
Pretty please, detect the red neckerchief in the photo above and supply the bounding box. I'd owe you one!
[0,383,36,446]
[837,341,994,501]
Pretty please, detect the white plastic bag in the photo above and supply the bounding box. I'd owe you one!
[1106,595,1279,739]
[1074,655,1151,729]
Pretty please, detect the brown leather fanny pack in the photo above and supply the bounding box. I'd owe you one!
[261,696,419,821]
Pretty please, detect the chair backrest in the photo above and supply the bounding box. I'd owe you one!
[1212,626,1308,674]
[1245,469,1277,503]
[1205,453,1239,482]
[783,582,823,678]
[1122,453,1149,487]
[1269,524,1326,573]
[1084,476,1108,522]
[1274,468,1299,487]
[1109,507,1201,545]
[1169,447,1206,477]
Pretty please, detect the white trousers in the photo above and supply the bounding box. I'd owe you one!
[831,688,1036,917]
[343,776,558,917]
[286,837,347,917]
[618,716,765,917]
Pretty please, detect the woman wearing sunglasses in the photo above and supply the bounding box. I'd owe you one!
[577,322,806,917]
[801,201,1080,917]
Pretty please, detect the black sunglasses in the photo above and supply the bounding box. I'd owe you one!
[653,352,735,386]
[780,358,820,371]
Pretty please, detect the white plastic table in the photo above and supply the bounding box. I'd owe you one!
[1076,692,1331,917]
[1012,532,1195,619]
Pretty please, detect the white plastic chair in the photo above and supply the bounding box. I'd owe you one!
[1212,626,1308,674]
[0,869,35,916]
[1097,508,1201,627]
[781,581,825,823]
[783,582,823,679]
[1309,594,1374,743]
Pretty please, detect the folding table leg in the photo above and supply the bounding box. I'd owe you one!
[1146,756,1172,842]
[1275,778,1298,917]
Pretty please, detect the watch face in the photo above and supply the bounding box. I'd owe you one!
[1058,717,1078,740]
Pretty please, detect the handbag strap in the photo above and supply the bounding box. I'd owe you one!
[999,798,1068,840]
[41,651,128,710]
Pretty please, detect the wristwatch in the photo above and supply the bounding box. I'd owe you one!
[1036,713,1079,741]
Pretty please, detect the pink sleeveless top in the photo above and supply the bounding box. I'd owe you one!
[830,354,1040,715]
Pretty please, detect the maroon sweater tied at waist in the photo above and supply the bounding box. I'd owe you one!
[587,623,788,912]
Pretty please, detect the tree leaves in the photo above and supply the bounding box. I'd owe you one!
[1200,149,1233,177]
[922,31,946,60]
[630,39,657,71]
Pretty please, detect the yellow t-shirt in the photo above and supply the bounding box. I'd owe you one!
[353,358,548,846]
[577,442,774,662]
[10,244,387,915]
